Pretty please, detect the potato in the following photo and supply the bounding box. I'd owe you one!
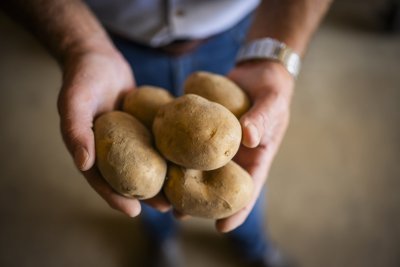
[153,94,241,171]
[123,86,174,129]
[94,111,167,199]
[184,71,250,118]
[164,161,254,219]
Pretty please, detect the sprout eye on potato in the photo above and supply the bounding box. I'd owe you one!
[94,111,167,199]
[153,94,242,171]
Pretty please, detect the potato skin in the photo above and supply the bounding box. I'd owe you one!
[123,86,174,129]
[94,111,167,199]
[184,71,250,118]
[164,161,254,219]
[153,94,242,171]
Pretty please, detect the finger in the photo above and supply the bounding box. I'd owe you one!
[215,162,267,233]
[142,192,172,213]
[173,209,191,221]
[84,168,142,217]
[215,197,257,233]
[240,99,269,148]
[58,90,96,171]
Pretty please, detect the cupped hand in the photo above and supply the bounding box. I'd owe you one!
[57,47,171,217]
[215,60,295,233]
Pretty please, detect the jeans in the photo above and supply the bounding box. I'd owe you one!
[110,14,269,262]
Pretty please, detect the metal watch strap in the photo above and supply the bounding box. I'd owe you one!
[236,38,301,78]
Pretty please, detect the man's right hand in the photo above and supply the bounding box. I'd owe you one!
[4,0,171,217]
[57,47,171,217]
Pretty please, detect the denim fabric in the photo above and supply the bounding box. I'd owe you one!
[226,190,269,262]
[110,14,251,96]
[109,14,269,260]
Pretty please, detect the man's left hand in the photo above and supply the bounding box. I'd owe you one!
[216,60,295,233]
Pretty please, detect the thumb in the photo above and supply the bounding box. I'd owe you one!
[240,99,269,148]
[58,94,96,171]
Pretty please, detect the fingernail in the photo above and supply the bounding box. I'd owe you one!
[128,206,141,217]
[159,206,172,213]
[243,122,259,148]
[74,146,89,171]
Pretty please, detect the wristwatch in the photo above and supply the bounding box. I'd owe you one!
[236,38,301,78]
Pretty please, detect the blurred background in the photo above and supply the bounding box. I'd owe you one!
[0,1,399,267]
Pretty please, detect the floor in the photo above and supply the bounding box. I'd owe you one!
[0,2,399,267]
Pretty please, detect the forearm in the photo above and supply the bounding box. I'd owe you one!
[2,0,115,65]
[248,0,333,55]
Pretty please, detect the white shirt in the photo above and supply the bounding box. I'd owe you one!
[84,0,260,47]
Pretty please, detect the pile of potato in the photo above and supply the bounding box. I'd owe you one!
[94,72,254,219]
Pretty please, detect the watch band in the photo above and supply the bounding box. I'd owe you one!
[236,38,301,78]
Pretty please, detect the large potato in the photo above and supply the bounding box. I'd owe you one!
[94,111,167,199]
[164,161,254,219]
[123,86,174,129]
[184,71,250,118]
[153,94,241,170]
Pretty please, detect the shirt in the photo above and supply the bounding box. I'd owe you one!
[84,0,260,47]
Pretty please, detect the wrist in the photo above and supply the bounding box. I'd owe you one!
[234,60,295,100]
[60,34,118,66]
